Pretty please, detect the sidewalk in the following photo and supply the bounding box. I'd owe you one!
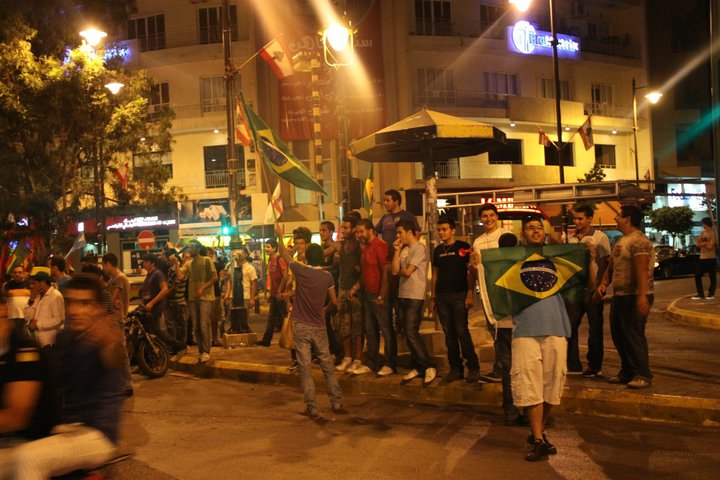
[169,300,720,428]
[667,294,720,329]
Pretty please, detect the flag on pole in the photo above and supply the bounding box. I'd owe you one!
[264,182,284,224]
[64,233,86,260]
[114,163,129,190]
[537,126,552,147]
[235,97,252,146]
[477,245,589,322]
[259,37,294,80]
[578,116,594,151]
[363,164,374,221]
[5,242,31,275]
[240,94,326,194]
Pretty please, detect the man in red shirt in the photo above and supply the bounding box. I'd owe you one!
[258,240,288,346]
[353,219,395,376]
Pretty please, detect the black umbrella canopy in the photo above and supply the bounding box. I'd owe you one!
[350,109,507,163]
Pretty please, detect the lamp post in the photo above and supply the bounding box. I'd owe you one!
[222,0,240,233]
[322,19,356,215]
[632,77,662,184]
[510,0,564,184]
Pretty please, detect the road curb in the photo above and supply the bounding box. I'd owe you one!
[170,357,720,428]
[667,297,720,330]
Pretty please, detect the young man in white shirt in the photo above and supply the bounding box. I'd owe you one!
[24,267,64,348]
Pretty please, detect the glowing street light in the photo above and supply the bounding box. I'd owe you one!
[509,0,532,12]
[632,78,663,183]
[104,82,124,95]
[322,21,356,67]
[79,28,107,48]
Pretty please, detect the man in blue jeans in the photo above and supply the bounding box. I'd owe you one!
[274,224,342,418]
[391,219,436,385]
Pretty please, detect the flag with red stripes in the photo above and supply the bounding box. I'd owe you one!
[235,98,252,146]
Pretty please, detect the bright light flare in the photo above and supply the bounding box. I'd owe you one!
[509,0,532,12]
[104,82,124,94]
[324,22,350,52]
[645,91,663,104]
[80,28,107,47]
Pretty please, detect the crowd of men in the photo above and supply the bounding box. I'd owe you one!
[0,192,664,468]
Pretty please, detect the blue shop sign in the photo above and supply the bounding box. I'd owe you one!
[508,21,580,60]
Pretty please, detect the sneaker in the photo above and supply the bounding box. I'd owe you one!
[299,407,319,418]
[691,296,705,300]
[582,367,602,378]
[525,440,550,462]
[377,366,394,377]
[627,376,651,389]
[352,365,373,376]
[466,370,480,384]
[335,357,352,372]
[608,375,630,384]
[346,359,362,374]
[402,369,420,382]
[567,368,584,375]
[708,296,715,300]
[424,367,437,385]
[256,339,271,347]
[478,373,502,383]
[441,370,463,383]
[527,433,557,455]
[200,353,211,363]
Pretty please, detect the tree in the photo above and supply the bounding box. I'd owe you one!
[648,206,694,247]
[577,164,606,183]
[0,11,176,252]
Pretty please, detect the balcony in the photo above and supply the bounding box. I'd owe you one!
[414,91,512,109]
[205,169,246,189]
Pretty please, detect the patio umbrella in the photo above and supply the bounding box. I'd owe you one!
[349,108,506,246]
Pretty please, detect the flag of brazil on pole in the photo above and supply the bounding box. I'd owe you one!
[478,244,589,319]
[240,93,326,194]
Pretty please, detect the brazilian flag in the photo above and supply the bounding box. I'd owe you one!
[240,93,326,194]
[478,244,589,320]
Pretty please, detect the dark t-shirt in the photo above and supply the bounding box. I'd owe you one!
[289,261,334,327]
[54,330,125,443]
[0,335,57,440]
[432,240,471,294]
[375,210,420,258]
[142,268,166,317]
[338,239,361,289]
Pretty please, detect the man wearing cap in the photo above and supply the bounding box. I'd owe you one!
[23,267,64,349]
[1,266,31,337]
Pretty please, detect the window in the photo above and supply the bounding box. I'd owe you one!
[587,21,610,39]
[133,151,173,178]
[489,139,522,165]
[203,145,245,188]
[290,141,312,204]
[127,15,165,51]
[479,3,504,35]
[434,159,460,178]
[538,78,570,100]
[150,82,169,106]
[200,76,225,113]
[594,145,616,168]
[483,72,519,102]
[590,83,613,115]
[544,144,574,167]
[415,0,451,36]
[416,68,455,105]
[198,5,238,44]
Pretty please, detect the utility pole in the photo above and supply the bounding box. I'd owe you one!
[223,0,239,229]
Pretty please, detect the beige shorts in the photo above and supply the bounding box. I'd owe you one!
[511,336,567,407]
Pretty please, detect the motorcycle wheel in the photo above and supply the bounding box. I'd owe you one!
[137,338,169,378]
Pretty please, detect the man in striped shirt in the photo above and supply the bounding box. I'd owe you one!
[165,253,188,346]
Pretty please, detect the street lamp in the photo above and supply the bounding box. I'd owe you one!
[104,82,124,95]
[509,0,565,184]
[79,28,107,48]
[632,77,662,183]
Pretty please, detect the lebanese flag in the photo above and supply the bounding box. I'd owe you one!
[114,162,129,190]
[578,116,594,151]
[259,37,294,80]
[235,97,252,146]
[264,182,283,224]
[537,126,552,147]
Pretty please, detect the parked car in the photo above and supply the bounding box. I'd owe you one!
[653,246,698,279]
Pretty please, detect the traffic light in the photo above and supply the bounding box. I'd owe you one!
[220,215,233,236]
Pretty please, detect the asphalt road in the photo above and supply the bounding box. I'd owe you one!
[105,369,720,480]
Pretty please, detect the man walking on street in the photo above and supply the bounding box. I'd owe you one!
[693,217,716,300]
[567,205,611,377]
[431,216,479,384]
[392,219,436,385]
[597,205,655,389]
[183,241,218,361]
[258,240,287,346]
[355,219,395,376]
[274,225,343,418]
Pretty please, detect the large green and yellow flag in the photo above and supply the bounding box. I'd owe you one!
[478,244,589,321]
[5,242,31,275]
[240,94,326,194]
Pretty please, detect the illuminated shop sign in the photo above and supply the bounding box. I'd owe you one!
[106,216,177,231]
[508,21,580,59]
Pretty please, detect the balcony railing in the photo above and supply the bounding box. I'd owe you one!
[414,91,512,109]
[585,102,628,118]
[205,169,246,189]
[435,161,460,179]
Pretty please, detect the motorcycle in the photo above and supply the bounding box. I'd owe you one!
[124,307,169,378]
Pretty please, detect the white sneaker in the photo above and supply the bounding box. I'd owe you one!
[335,357,352,372]
[352,365,373,375]
[346,359,362,374]
[377,366,394,377]
[708,296,715,300]
[200,353,211,363]
[424,367,437,385]
[691,296,704,300]
[402,369,420,381]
